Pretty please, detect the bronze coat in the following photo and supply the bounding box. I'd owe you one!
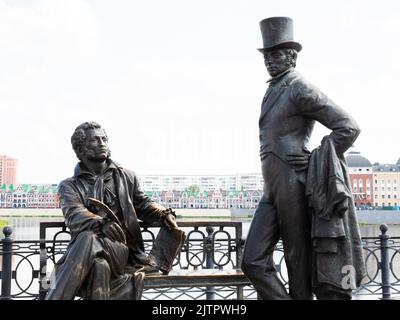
[306,136,366,291]
[259,68,360,162]
[58,160,165,267]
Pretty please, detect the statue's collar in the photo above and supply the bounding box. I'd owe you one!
[74,159,122,177]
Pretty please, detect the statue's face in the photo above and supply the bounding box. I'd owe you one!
[263,49,291,77]
[81,128,110,162]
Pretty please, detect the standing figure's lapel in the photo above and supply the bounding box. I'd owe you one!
[259,82,286,124]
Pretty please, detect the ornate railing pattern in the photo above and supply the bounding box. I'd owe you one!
[1,222,400,300]
[1,221,246,300]
[354,225,400,298]
[137,222,245,300]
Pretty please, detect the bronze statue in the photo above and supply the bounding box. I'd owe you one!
[46,121,185,300]
[241,17,366,299]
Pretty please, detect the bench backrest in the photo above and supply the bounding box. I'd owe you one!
[38,220,245,299]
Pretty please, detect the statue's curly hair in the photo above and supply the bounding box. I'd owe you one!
[282,48,297,68]
[71,121,109,160]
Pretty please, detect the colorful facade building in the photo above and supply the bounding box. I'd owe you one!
[0,182,263,210]
[1,162,398,210]
[346,150,374,208]
[0,184,59,208]
[0,155,17,186]
[146,189,263,209]
[346,150,400,209]
[372,162,400,208]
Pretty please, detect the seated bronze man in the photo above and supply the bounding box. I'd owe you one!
[46,121,183,300]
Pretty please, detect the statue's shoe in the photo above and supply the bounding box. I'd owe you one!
[136,264,161,274]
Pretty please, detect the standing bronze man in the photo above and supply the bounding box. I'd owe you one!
[241,17,365,299]
[46,121,183,300]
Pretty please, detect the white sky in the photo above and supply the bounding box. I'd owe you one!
[0,0,399,184]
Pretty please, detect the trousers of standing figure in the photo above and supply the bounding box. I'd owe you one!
[241,153,313,300]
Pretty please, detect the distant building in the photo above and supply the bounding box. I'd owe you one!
[0,155,17,186]
[138,173,265,209]
[372,162,400,208]
[5,161,399,211]
[0,183,59,208]
[346,150,374,208]
[138,173,264,192]
[144,189,263,209]
[346,149,400,209]
[0,173,264,210]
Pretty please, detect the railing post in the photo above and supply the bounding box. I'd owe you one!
[236,232,246,300]
[205,225,215,300]
[379,224,391,300]
[1,226,13,300]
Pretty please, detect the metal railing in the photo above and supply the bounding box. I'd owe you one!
[352,224,400,299]
[1,222,400,300]
[1,221,246,300]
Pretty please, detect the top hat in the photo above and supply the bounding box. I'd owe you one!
[258,16,302,53]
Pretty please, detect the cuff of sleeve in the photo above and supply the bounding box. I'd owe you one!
[160,208,176,222]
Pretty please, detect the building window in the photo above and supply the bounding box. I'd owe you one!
[375,202,378,206]
[382,195,385,199]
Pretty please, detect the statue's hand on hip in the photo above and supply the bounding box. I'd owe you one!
[286,153,310,171]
